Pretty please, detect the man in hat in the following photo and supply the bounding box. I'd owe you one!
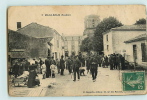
[86,56,91,74]
[66,57,72,74]
[72,55,81,81]
[60,55,65,75]
[45,56,51,78]
[90,55,98,82]
[113,53,117,69]
[109,54,114,70]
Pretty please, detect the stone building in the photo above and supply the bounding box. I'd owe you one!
[8,22,64,61]
[83,15,100,38]
[8,29,53,61]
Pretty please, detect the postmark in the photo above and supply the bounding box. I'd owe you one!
[122,71,145,91]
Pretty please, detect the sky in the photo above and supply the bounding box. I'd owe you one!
[8,5,146,36]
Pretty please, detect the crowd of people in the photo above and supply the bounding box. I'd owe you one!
[86,53,126,70]
[10,53,127,87]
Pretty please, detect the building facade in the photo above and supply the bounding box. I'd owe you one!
[124,33,147,67]
[63,36,83,57]
[50,30,65,59]
[103,25,146,63]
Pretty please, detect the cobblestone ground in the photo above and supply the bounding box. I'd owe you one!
[8,67,147,97]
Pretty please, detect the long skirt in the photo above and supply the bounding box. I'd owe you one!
[27,70,36,88]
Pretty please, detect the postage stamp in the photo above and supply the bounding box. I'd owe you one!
[122,72,145,91]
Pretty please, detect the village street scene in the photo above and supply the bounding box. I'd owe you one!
[8,6,147,96]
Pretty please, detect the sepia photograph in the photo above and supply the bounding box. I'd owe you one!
[7,5,147,97]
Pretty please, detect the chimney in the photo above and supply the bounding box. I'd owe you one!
[17,22,21,29]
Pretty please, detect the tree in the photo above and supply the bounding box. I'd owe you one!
[93,17,123,53]
[80,37,93,54]
[134,18,146,25]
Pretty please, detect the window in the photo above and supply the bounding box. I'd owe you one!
[93,24,95,28]
[106,35,108,41]
[141,43,147,62]
[107,45,109,51]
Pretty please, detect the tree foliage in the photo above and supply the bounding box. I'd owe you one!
[93,16,123,52]
[80,37,93,53]
[134,18,146,25]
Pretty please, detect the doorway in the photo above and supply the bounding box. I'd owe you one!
[133,45,137,63]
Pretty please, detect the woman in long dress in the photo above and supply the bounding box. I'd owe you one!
[27,62,40,88]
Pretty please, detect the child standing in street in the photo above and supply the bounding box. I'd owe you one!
[50,63,56,78]
[41,62,46,79]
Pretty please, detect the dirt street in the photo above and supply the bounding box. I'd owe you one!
[45,67,122,96]
[9,67,147,97]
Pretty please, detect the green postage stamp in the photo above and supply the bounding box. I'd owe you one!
[122,72,145,91]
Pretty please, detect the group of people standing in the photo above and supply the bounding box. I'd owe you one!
[44,55,81,82]
[85,53,126,81]
[44,55,64,78]
[10,53,127,87]
[11,58,40,88]
[86,53,126,71]
[108,54,125,70]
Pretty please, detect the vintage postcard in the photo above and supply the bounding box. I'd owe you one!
[7,5,147,96]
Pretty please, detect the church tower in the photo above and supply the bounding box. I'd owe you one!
[83,15,100,37]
